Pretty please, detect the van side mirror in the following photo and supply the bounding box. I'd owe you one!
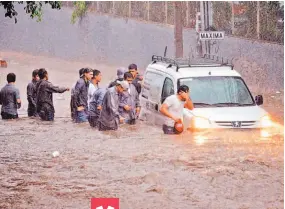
[255,95,263,106]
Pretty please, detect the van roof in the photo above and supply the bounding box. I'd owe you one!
[147,62,242,79]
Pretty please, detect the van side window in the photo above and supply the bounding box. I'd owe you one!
[161,77,174,103]
[142,71,164,102]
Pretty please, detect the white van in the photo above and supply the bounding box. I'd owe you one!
[139,55,272,130]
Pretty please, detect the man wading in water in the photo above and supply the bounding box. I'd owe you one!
[71,68,85,121]
[88,69,102,109]
[27,69,39,117]
[98,80,129,131]
[88,69,105,128]
[119,72,140,125]
[108,67,126,88]
[74,68,93,123]
[36,68,69,121]
[0,73,21,120]
[128,63,143,94]
[160,85,194,134]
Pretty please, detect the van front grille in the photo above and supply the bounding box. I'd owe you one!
[215,121,256,128]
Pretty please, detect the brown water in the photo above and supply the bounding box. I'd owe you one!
[0,51,284,209]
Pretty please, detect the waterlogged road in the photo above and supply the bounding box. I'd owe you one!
[0,52,284,209]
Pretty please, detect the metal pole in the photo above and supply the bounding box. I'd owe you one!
[97,1,99,12]
[165,1,168,24]
[112,1,115,14]
[231,1,235,35]
[206,1,210,55]
[186,1,189,27]
[147,1,150,21]
[129,1,131,18]
[257,1,260,39]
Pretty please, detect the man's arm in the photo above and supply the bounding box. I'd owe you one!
[160,103,177,121]
[118,92,131,111]
[73,80,85,109]
[97,89,106,110]
[160,97,180,123]
[109,92,120,117]
[134,86,140,108]
[184,96,194,110]
[15,89,21,109]
[27,83,36,106]
[47,82,68,94]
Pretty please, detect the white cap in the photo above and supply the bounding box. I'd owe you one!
[116,80,129,91]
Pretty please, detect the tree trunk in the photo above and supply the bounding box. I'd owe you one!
[257,1,260,39]
[174,1,183,58]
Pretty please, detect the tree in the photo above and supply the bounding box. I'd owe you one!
[71,1,89,24]
[0,1,61,23]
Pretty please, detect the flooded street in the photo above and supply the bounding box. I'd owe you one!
[0,51,284,209]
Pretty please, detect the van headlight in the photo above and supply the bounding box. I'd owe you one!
[193,116,210,129]
[260,115,272,128]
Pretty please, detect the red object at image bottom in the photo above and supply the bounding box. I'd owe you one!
[91,198,119,209]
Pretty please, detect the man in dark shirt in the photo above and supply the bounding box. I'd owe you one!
[0,73,21,119]
[36,68,69,121]
[71,68,85,121]
[27,69,39,117]
[73,68,93,123]
[128,63,143,94]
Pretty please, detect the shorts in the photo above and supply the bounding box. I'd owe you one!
[75,110,88,123]
[1,112,18,120]
[163,124,179,135]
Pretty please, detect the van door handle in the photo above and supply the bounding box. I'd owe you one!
[142,94,148,99]
[155,104,158,111]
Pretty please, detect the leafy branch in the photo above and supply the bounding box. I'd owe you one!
[71,1,89,24]
[0,1,61,23]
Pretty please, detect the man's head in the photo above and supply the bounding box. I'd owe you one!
[124,72,134,84]
[91,69,102,84]
[128,63,138,78]
[116,80,129,93]
[32,69,39,81]
[38,68,48,80]
[79,68,85,78]
[7,73,16,83]
[83,68,93,81]
[177,85,189,101]
[117,67,126,81]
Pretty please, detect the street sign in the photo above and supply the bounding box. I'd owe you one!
[199,31,225,40]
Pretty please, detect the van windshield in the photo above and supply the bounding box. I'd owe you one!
[179,76,255,107]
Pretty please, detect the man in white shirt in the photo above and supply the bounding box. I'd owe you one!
[160,85,194,134]
[88,69,102,108]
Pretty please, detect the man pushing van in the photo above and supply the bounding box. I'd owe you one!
[160,85,194,134]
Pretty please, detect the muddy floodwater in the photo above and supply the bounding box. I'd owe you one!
[0,52,284,209]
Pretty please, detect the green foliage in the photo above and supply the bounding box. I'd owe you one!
[0,1,61,23]
[71,1,88,24]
